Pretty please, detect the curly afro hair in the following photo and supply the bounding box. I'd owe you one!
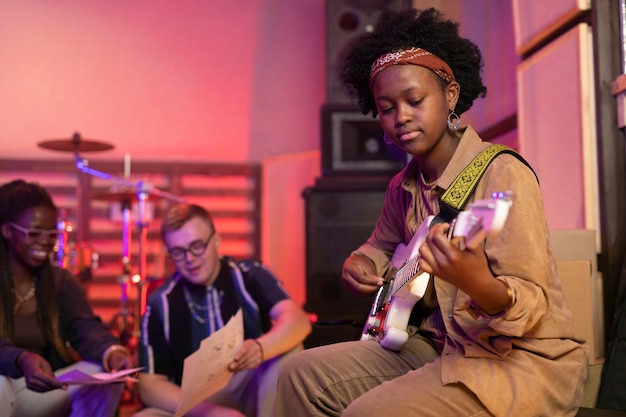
[340,7,486,117]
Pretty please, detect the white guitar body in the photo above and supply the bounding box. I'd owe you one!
[361,194,512,351]
[377,217,433,350]
[378,273,430,350]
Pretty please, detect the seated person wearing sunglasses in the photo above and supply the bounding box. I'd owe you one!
[134,203,311,417]
[0,179,133,417]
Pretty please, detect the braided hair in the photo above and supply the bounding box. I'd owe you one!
[0,179,71,362]
[341,7,487,117]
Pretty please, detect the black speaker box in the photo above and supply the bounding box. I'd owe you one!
[325,0,411,103]
[303,182,387,322]
[321,103,407,177]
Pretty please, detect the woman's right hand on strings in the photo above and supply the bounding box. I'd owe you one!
[17,351,65,392]
[342,254,384,296]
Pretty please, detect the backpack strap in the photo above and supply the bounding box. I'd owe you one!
[436,144,536,223]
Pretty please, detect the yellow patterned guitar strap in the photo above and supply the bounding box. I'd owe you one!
[436,144,536,222]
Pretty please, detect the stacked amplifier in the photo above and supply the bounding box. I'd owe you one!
[303,0,411,347]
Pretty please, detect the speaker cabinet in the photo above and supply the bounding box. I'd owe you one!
[303,184,387,322]
[326,0,411,103]
[304,322,364,349]
[321,103,407,176]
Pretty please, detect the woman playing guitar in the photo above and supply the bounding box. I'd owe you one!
[275,7,588,417]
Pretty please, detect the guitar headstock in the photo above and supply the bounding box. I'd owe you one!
[452,191,512,248]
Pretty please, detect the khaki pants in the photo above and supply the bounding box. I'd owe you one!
[275,336,493,417]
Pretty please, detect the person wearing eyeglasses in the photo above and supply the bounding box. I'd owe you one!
[133,203,311,417]
[0,179,134,417]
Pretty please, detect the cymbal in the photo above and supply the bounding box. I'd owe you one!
[91,189,166,203]
[38,133,114,152]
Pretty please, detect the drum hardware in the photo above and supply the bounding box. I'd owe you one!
[92,188,167,204]
[110,196,135,348]
[40,132,113,267]
[39,132,183,349]
[73,143,184,342]
[54,210,98,281]
[38,132,115,153]
[54,210,72,269]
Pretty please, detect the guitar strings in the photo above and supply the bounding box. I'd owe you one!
[390,216,462,295]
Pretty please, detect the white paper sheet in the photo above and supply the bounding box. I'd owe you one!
[175,309,244,417]
[57,366,144,385]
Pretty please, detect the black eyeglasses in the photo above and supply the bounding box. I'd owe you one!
[9,222,62,241]
[167,231,215,261]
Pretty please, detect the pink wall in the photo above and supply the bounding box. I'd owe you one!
[0,0,324,162]
[512,0,598,233]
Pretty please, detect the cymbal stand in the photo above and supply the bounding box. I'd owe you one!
[118,196,134,347]
[55,209,71,269]
[73,153,184,341]
[135,181,150,338]
[74,153,136,346]
[73,153,183,201]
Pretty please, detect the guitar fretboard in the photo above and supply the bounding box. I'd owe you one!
[391,255,421,295]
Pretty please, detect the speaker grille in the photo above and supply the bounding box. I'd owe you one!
[325,0,411,103]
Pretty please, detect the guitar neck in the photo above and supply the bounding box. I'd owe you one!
[387,194,511,298]
[388,212,471,296]
[390,255,421,295]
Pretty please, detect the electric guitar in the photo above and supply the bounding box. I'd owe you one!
[360,192,513,351]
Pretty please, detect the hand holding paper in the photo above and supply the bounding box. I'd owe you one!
[175,309,244,417]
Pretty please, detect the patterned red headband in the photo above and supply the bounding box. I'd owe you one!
[369,47,456,91]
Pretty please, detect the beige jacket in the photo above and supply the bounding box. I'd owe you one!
[355,126,589,416]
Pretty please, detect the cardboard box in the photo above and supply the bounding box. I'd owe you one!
[558,260,600,363]
[551,230,603,364]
